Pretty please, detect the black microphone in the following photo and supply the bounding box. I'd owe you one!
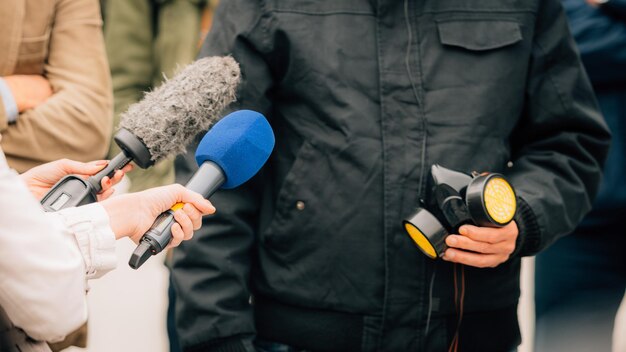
[129,110,275,269]
[40,56,240,211]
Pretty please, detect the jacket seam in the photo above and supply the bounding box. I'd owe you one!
[408,5,432,350]
[412,2,429,197]
[434,18,522,23]
[374,3,389,350]
[245,1,271,52]
[533,40,570,113]
[422,9,537,15]
[272,9,375,16]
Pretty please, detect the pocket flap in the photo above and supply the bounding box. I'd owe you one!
[437,20,522,51]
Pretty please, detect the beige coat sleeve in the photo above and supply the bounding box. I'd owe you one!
[0,0,113,173]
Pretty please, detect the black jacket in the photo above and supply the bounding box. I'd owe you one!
[171,0,610,351]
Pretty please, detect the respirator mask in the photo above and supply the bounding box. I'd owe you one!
[403,165,517,259]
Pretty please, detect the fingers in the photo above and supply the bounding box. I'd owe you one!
[457,223,518,244]
[442,221,519,268]
[100,175,112,191]
[103,184,211,243]
[169,222,185,248]
[121,163,134,173]
[444,234,515,255]
[146,185,215,249]
[171,185,216,215]
[169,186,215,249]
[65,160,132,186]
[110,169,125,185]
[62,159,108,175]
[100,169,126,191]
[182,203,203,230]
[169,208,199,248]
[97,167,131,196]
[97,187,115,201]
[442,248,507,268]
[174,209,194,238]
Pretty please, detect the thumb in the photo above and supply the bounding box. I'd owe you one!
[59,159,108,175]
[171,185,215,215]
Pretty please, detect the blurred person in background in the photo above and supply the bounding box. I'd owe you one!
[535,0,626,351]
[0,0,113,172]
[0,145,215,352]
[104,0,219,193]
[1,1,112,348]
[103,1,219,350]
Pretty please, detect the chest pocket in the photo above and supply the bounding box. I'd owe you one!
[422,18,527,88]
[15,28,51,74]
[419,16,531,128]
[437,20,522,51]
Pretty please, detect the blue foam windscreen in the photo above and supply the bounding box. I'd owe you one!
[195,110,275,189]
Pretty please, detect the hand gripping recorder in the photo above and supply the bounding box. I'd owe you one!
[403,165,517,259]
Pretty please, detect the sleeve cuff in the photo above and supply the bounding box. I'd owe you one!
[0,78,19,124]
[58,203,117,280]
[511,197,542,257]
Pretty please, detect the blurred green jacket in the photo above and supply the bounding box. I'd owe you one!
[104,0,215,191]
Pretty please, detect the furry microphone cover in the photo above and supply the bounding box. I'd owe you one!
[119,56,241,162]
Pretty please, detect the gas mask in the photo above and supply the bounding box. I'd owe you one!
[403,165,517,259]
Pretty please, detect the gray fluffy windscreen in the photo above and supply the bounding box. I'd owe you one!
[119,56,240,162]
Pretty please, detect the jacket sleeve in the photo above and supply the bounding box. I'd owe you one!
[0,0,112,172]
[506,0,611,257]
[0,149,116,343]
[170,1,280,351]
[103,0,176,192]
[104,0,154,135]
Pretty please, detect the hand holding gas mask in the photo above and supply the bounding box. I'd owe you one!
[404,165,519,268]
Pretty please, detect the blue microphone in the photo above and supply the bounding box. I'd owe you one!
[129,110,275,269]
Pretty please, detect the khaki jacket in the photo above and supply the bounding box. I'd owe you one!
[0,0,112,172]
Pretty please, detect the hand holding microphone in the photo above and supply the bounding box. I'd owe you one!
[40,56,240,211]
[99,184,215,245]
[21,158,133,200]
[20,156,213,248]
[129,110,275,269]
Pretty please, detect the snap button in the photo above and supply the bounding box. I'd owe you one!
[296,201,306,211]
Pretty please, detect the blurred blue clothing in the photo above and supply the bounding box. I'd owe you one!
[535,1,626,351]
[0,78,18,123]
[535,227,626,351]
[582,91,626,228]
[561,0,626,225]
[563,0,626,85]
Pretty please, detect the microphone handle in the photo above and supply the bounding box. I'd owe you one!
[40,152,133,212]
[128,161,225,269]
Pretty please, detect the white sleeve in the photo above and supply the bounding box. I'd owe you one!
[0,150,116,342]
[56,203,117,280]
